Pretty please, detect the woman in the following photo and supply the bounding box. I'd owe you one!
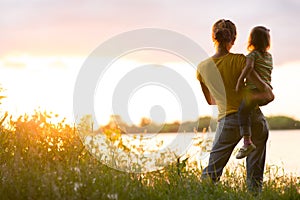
[196,19,269,193]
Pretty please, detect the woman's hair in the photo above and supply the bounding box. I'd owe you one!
[212,19,237,47]
[248,26,270,53]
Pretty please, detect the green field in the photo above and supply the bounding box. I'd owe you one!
[0,111,299,200]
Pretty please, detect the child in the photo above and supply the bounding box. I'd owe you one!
[236,26,274,159]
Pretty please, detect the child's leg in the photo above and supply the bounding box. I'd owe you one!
[238,99,256,140]
[236,96,257,159]
[239,88,273,136]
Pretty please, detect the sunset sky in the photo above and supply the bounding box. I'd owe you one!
[1,0,300,125]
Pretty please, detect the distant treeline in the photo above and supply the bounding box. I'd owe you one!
[266,116,300,130]
[102,115,300,133]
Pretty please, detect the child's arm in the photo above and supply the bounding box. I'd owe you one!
[236,57,254,92]
[200,82,216,105]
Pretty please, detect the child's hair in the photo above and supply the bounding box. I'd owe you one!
[248,26,270,53]
[212,19,237,48]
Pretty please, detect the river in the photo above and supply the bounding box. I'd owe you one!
[84,129,300,176]
[266,130,300,176]
[132,130,300,176]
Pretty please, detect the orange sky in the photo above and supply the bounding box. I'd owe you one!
[1,0,300,124]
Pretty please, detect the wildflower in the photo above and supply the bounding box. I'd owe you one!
[73,167,80,173]
[74,182,82,192]
[107,193,118,200]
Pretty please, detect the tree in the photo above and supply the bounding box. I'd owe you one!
[266,116,300,130]
[140,117,151,127]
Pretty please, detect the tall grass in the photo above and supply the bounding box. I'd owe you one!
[0,111,299,199]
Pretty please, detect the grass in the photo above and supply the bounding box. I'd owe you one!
[0,111,299,200]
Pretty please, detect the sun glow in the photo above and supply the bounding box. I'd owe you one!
[1,54,300,127]
[0,52,210,126]
[0,54,84,123]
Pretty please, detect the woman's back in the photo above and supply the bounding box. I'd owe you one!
[197,53,246,119]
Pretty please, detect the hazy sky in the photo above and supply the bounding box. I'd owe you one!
[1,0,300,63]
[1,0,300,123]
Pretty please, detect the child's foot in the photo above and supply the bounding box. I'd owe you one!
[236,143,256,159]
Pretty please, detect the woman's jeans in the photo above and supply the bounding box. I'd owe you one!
[201,109,269,193]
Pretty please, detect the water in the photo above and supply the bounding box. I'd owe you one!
[193,130,300,176]
[148,130,300,176]
[266,130,300,176]
[84,129,300,175]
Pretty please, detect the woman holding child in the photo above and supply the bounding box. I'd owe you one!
[197,19,274,193]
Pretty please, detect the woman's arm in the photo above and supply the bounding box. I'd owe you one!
[247,70,270,91]
[200,82,216,105]
[247,70,275,105]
